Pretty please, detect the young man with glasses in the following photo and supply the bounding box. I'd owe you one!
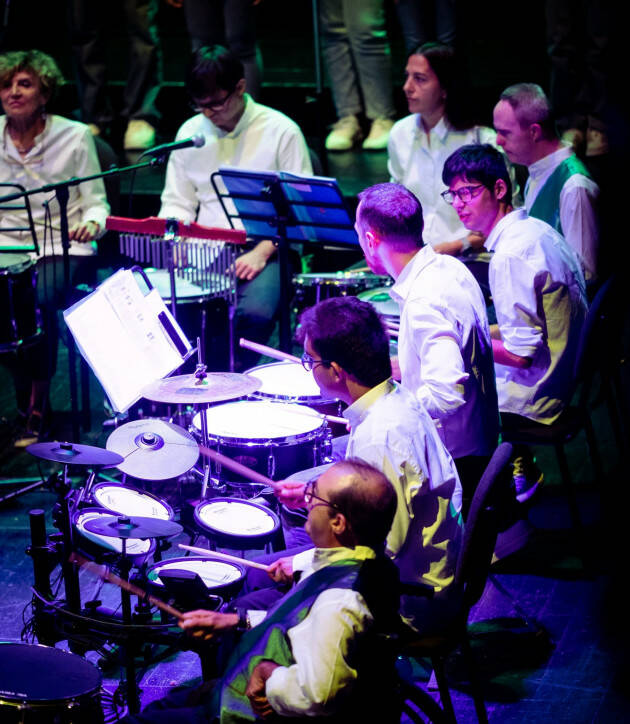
[159,45,312,369]
[354,182,499,506]
[442,143,587,500]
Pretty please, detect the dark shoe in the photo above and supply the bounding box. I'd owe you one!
[13,410,45,449]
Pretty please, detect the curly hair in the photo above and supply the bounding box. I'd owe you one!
[0,49,64,101]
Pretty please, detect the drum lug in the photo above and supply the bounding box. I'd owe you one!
[320,432,333,464]
[267,449,276,480]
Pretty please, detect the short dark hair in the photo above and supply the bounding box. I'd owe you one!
[0,49,64,101]
[357,183,424,251]
[499,83,556,139]
[442,144,512,204]
[297,296,392,388]
[411,42,471,130]
[186,45,244,101]
[328,458,397,551]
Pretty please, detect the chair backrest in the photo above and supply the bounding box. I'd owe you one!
[455,442,514,610]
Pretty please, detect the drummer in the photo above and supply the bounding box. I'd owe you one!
[354,182,499,506]
[158,45,312,371]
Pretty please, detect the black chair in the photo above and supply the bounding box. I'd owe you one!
[396,442,515,723]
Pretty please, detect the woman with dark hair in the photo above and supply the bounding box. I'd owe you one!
[388,42,517,254]
[0,49,109,445]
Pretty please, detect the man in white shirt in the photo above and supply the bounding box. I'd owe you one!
[159,45,312,369]
[493,83,600,282]
[442,143,587,499]
[354,182,499,503]
[122,459,401,723]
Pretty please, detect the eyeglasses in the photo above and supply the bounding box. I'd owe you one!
[304,480,341,511]
[301,351,332,372]
[441,184,485,205]
[191,87,236,112]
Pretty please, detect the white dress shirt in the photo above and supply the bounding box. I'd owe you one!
[525,144,600,281]
[0,115,109,256]
[485,208,588,423]
[390,246,500,459]
[159,94,312,229]
[388,115,518,247]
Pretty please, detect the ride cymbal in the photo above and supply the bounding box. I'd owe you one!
[140,372,260,404]
[83,515,182,539]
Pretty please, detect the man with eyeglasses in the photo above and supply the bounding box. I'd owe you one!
[159,44,312,369]
[121,460,401,723]
[354,182,499,506]
[442,143,587,501]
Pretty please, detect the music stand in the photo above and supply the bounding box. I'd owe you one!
[0,182,40,254]
[211,167,358,351]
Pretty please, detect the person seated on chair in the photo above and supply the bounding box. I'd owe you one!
[121,459,401,724]
[442,143,588,501]
[493,83,600,284]
[0,49,109,446]
[158,44,312,370]
[354,182,499,505]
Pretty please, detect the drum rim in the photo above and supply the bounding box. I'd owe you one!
[91,482,174,520]
[0,254,35,274]
[245,361,334,404]
[145,555,246,588]
[193,497,280,540]
[293,270,389,287]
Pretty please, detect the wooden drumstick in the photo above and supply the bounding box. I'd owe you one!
[239,338,301,364]
[199,445,280,489]
[70,552,183,620]
[178,544,271,572]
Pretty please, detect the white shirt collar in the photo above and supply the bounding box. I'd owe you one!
[343,378,394,429]
[413,113,450,142]
[311,545,377,572]
[528,143,573,180]
[390,245,435,303]
[484,207,527,251]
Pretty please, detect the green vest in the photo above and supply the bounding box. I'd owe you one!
[528,155,591,236]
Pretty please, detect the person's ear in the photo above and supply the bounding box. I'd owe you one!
[494,178,508,201]
[330,511,348,538]
[529,123,543,142]
[235,78,246,97]
[329,361,345,382]
[364,229,380,253]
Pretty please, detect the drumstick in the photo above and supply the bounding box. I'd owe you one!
[178,544,271,572]
[385,327,399,338]
[239,338,301,364]
[384,319,400,330]
[70,552,183,620]
[200,444,280,489]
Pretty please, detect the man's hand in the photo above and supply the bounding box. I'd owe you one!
[246,660,279,718]
[179,609,239,641]
[390,355,401,382]
[69,220,100,243]
[433,232,486,256]
[235,240,276,281]
[274,479,306,509]
[266,556,295,585]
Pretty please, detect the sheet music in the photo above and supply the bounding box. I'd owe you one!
[64,269,192,413]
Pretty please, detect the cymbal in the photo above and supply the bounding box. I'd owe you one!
[141,372,261,405]
[106,419,199,480]
[83,515,183,540]
[26,441,124,467]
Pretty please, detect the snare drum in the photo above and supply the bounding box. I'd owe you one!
[245,361,347,434]
[0,254,41,351]
[146,556,245,602]
[90,482,174,521]
[73,507,156,560]
[194,498,280,550]
[191,399,330,481]
[0,642,103,723]
[293,270,390,308]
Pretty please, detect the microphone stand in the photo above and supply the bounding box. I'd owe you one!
[0,154,172,443]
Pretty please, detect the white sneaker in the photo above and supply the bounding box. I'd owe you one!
[124,119,156,150]
[325,115,362,151]
[362,118,394,150]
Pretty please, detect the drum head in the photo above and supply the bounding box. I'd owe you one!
[147,557,244,589]
[0,253,33,273]
[92,483,173,520]
[357,286,400,319]
[194,400,325,442]
[245,361,323,402]
[74,508,154,556]
[195,498,279,539]
[0,643,101,703]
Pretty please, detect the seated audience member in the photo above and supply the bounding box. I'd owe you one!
[442,144,588,499]
[493,83,600,282]
[354,183,499,502]
[388,42,518,253]
[121,460,401,724]
[0,49,109,445]
[159,45,312,369]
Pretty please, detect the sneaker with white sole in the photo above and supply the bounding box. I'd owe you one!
[362,117,394,150]
[124,119,156,150]
[512,455,544,503]
[325,115,362,151]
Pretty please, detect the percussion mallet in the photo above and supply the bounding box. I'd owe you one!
[239,338,301,364]
[178,544,271,572]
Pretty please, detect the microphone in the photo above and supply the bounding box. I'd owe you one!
[142,134,205,158]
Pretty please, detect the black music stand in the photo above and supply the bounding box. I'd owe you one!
[211,167,358,352]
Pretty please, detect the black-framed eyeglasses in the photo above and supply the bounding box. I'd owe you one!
[440,184,485,205]
[304,480,341,511]
[301,351,332,372]
[191,87,236,112]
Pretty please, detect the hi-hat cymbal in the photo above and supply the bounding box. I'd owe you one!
[141,372,261,405]
[26,441,124,467]
[106,419,199,480]
[83,515,183,540]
